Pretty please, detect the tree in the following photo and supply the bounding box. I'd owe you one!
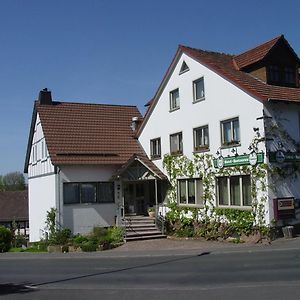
[0,175,4,192]
[2,172,25,191]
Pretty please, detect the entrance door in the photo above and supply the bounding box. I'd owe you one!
[124,182,146,215]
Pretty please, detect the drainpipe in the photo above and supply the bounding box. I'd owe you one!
[155,178,158,213]
[55,166,62,228]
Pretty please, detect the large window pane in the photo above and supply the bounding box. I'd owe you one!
[179,180,187,204]
[170,133,182,154]
[218,177,228,205]
[170,89,180,110]
[242,176,252,206]
[194,77,205,101]
[230,177,241,206]
[188,180,195,204]
[98,182,114,203]
[223,121,231,144]
[63,183,80,204]
[81,183,97,203]
[233,119,240,142]
[196,179,203,205]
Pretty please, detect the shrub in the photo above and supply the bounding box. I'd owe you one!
[0,226,12,252]
[107,226,124,243]
[13,234,27,248]
[50,228,72,245]
[72,235,89,246]
[93,227,108,239]
[81,241,98,252]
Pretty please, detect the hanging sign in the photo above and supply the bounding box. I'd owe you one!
[213,152,264,168]
[269,151,300,163]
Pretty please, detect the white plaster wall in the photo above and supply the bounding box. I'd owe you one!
[264,102,300,223]
[59,165,119,235]
[28,174,57,242]
[139,53,266,171]
[138,52,274,222]
[28,113,54,178]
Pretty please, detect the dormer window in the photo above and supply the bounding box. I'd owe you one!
[284,66,295,84]
[268,65,280,83]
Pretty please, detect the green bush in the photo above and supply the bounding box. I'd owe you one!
[107,226,124,243]
[93,227,108,239]
[50,228,72,245]
[0,226,12,252]
[72,235,89,246]
[13,234,27,248]
[81,241,98,252]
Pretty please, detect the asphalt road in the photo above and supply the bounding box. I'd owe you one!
[1,247,300,299]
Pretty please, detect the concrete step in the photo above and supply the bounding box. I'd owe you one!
[126,226,158,231]
[126,229,161,236]
[125,234,167,242]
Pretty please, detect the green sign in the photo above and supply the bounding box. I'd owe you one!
[213,152,264,168]
[269,151,300,163]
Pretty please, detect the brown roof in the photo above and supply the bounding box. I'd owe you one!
[26,101,145,169]
[233,35,283,70]
[0,190,28,222]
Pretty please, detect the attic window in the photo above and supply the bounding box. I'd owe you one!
[179,61,189,74]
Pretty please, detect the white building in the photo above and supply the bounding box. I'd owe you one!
[138,35,300,227]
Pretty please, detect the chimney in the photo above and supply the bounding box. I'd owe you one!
[38,88,52,105]
[131,116,141,132]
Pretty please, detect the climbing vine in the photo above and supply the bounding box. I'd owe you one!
[162,131,270,239]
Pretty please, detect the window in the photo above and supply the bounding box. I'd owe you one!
[193,77,205,102]
[268,65,280,83]
[170,132,183,155]
[193,125,209,151]
[81,183,97,203]
[179,61,189,74]
[221,118,240,146]
[217,175,251,207]
[63,182,114,204]
[63,183,80,204]
[150,138,161,159]
[177,178,203,206]
[284,66,295,84]
[170,89,180,111]
[98,182,115,203]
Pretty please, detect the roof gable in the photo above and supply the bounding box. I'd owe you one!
[138,36,300,137]
[233,35,300,70]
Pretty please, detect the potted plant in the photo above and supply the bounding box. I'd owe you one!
[148,207,155,218]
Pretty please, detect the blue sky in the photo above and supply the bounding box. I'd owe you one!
[0,0,299,175]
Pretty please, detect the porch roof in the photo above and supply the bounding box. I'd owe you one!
[111,154,168,180]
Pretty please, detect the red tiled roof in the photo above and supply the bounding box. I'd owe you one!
[36,102,144,165]
[0,190,28,222]
[181,45,300,103]
[234,35,283,70]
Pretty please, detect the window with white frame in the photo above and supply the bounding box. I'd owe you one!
[63,182,114,204]
[217,175,251,207]
[178,178,203,205]
[170,132,183,155]
[169,88,180,111]
[221,117,240,146]
[193,125,209,151]
[193,77,205,102]
[150,137,161,159]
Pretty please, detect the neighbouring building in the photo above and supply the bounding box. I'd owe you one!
[24,90,167,242]
[0,190,29,236]
[25,35,300,241]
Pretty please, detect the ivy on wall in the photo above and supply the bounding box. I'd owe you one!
[162,131,270,238]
